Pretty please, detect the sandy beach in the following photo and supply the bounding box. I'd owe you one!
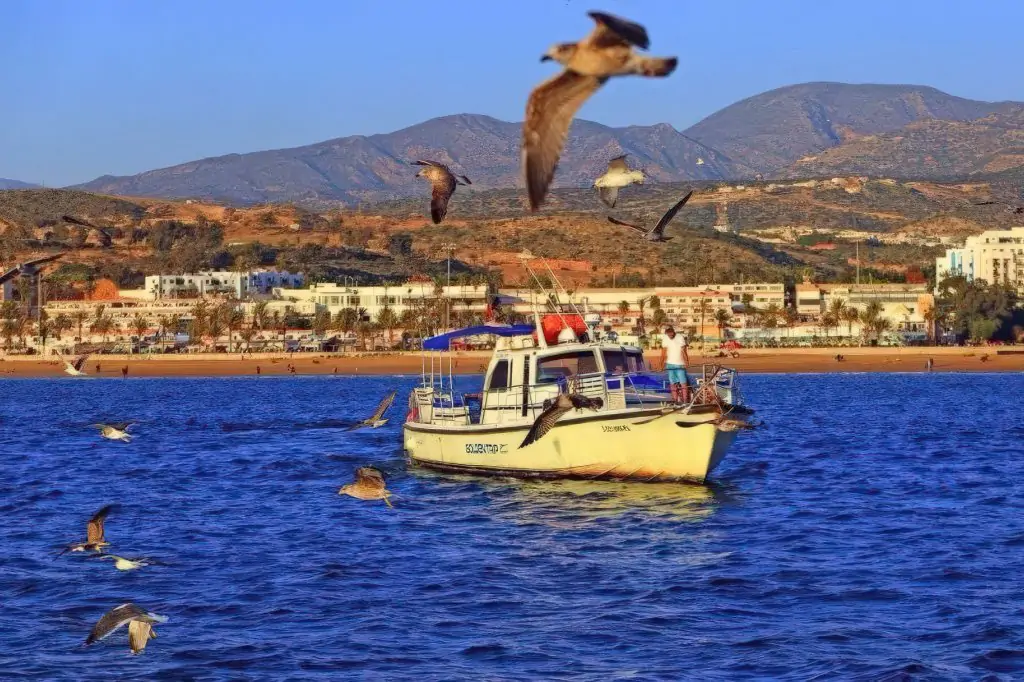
[1,346,1021,378]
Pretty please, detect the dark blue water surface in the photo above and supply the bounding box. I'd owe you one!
[3,373,1024,680]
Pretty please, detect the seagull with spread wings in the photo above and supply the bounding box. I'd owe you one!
[412,160,472,224]
[93,422,134,442]
[347,389,397,430]
[338,466,393,507]
[58,504,114,555]
[522,11,677,211]
[607,190,693,242]
[519,392,604,449]
[61,353,89,376]
[85,603,168,655]
[593,154,644,208]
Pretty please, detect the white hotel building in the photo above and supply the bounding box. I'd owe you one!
[145,269,305,299]
[279,281,490,321]
[935,226,1024,292]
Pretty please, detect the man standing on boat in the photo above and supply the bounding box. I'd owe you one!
[660,326,691,403]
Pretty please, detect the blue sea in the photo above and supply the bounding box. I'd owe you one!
[2,373,1024,680]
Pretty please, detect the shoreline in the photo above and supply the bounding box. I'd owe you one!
[1,347,1021,378]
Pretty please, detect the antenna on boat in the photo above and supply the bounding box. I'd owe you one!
[531,297,548,349]
[539,259,585,321]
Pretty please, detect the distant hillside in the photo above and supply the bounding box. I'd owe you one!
[0,178,39,190]
[684,82,1023,175]
[779,109,1024,179]
[73,114,744,206]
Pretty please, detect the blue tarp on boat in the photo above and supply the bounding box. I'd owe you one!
[422,324,535,351]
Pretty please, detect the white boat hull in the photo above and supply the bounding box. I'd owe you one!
[404,407,746,483]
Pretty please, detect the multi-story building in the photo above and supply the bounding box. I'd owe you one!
[280,281,489,323]
[496,284,782,338]
[935,226,1024,291]
[144,269,304,299]
[821,283,934,340]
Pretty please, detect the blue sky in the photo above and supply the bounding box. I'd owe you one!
[3,0,1023,186]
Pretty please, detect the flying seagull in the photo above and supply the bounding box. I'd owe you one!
[593,155,644,208]
[519,392,604,449]
[972,200,1024,213]
[522,11,677,211]
[347,389,397,430]
[338,466,393,507]
[93,422,134,442]
[58,504,114,556]
[87,554,166,571]
[62,353,89,377]
[412,160,472,224]
[85,603,168,655]
[607,190,694,242]
[713,416,756,433]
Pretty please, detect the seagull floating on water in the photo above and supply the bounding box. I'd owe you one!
[85,603,168,655]
[347,389,397,430]
[522,11,677,211]
[519,392,604,449]
[58,504,113,556]
[412,160,472,224]
[339,467,394,507]
[93,422,134,442]
[593,155,644,208]
[87,554,166,571]
[607,190,693,243]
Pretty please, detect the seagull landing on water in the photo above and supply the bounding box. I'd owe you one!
[87,554,166,571]
[347,389,397,430]
[593,155,644,208]
[519,392,604,449]
[58,504,114,556]
[339,467,393,508]
[93,422,134,442]
[85,603,168,655]
[522,11,677,211]
[412,160,471,224]
[62,353,89,376]
[607,191,693,243]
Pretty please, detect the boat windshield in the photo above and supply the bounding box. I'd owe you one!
[602,347,646,374]
[535,350,600,384]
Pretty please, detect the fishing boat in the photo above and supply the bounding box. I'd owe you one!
[402,268,754,484]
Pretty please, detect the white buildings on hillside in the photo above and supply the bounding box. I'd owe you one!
[935,226,1024,291]
[145,269,304,299]
[279,281,489,322]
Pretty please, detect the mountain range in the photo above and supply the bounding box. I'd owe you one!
[0,179,39,190]
[69,82,1024,206]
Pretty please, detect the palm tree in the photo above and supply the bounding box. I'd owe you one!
[222,304,244,352]
[635,297,650,337]
[696,298,713,344]
[73,310,88,342]
[53,313,71,341]
[239,324,257,351]
[376,306,399,346]
[334,307,358,338]
[356,320,373,351]
[38,315,53,355]
[312,309,331,338]
[859,301,884,344]
[617,300,630,325]
[922,306,937,344]
[1,317,16,350]
[714,308,733,341]
[782,307,799,342]
[842,306,860,341]
[131,313,149,340]
[828,298,847,339]
[91,315,114,344]
[651,308,668,329]
[207,307,225,349]
[252,300,270,330]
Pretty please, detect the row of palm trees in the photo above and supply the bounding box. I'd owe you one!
[608,294,912,345]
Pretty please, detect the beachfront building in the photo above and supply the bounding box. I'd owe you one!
[934,226,1024,292]
[496,284,784,338]
[787,282,933,342]
[279,281,489,323]
[144,269,304,299]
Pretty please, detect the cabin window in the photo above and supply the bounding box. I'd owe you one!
[626,351,646,373]
[601,348,628,374]
[536,351,599,383]
[488,360,510,390]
